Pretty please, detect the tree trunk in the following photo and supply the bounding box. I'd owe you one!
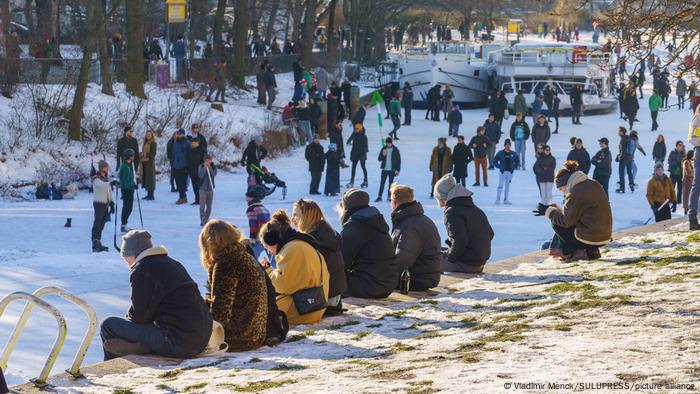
[97,0,114,96]
[290,0,302,45]
[35,0,61,57]
[68,0,97,141]
[264,0,280,43]
[301,0,316,66]
[25,0,35,50]
[231,0,249,87]
[188,0,208,58]
[250,0,261,42]
[325,0,338,73]
[213,0,227,58]
[0,0,10,36]
[125,0,145,98]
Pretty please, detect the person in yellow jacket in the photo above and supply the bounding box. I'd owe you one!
[646,163,676,223]
[260,210,329,325]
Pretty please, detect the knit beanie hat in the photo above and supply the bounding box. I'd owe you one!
[342,188,369,211]
[121,230,153,258]
[98,160,109,170]
[654,162,664,171]
[434,174,456,201]
[555,161,580,188]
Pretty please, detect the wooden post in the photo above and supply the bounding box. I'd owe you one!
[318,100,328,139]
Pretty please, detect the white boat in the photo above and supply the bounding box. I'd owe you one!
[490,43,617,114]
[398,41,492,109]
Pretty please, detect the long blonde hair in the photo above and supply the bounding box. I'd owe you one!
[293,199,325,233]
[199,220,242,271]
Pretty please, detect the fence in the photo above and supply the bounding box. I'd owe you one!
[0,51,331,87]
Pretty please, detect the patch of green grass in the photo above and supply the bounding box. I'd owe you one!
[286,333,307,342]
[420,299,439,306]
[248,357,262,363]
[492,313,526,323]
[112,389,134,394]
[686,232,700,243]
[545,282,598,296]
[460,317,479,328]
[348,359,379,367]
[388,341,417,354]
[352,331,372,340]
[407,380,435,394]
[587,272,640,282]
[415,331,444,340]
[640,238,655,244]
[553,323,572,331]
[328,320,361,330]
[233,380,298,392]
[155,384,172,390]
[371,367,416,380]
[183,382,208,392]
[158,369,182,379]
[407,305,422,310]
[270,364,307,371]
[382,309,408,319]
[545,294,632,315]
[472,303,485,309]
[656,274,685,284]
[366,323,382,328]
[489,322,529,342]
[494,296,541,305]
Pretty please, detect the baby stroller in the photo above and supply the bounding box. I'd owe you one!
[248,164,287,200]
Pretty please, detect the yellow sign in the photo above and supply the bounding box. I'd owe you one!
[507,19,522,34]
[168,3,187,23]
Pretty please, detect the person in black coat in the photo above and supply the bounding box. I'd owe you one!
[352,102,369,126]
[426,84,441,121]
[566,138,591,174]
[652,134,667,164]
[622,87,640,131]
[305,135,324,195]
[324,144,341,196]
[100,230,212,360]
[327,94,339,134]
[310,99,322,135]
[340,189,398,299]
[533,145,557,204]
[592,137,613,197]
[493,91,509,126]
[117,126,140,169]
[292,58,304,83]
[401,82,414,125]
[329,120,346,159]
[187,124,208,205]
[241,136,268,184]
[376,138,401,202]
[341,79,352,111]
[452,135,474,186]
[303,214,347,315]
[551,93,561,133]
[346,123,369,188]
[570,84,583,125]
[263,65,277,110]
[390,185,441,291]
[433,175,494,273]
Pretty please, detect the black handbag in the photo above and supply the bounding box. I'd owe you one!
[292,249,327,315]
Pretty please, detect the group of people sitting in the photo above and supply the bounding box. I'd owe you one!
[100,156,612,360]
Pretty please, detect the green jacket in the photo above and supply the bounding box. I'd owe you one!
[649,95,662,112]
[389,98,401,116]
[514,94,527,115]
[119,161,136,191]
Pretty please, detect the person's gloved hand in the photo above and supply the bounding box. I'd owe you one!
[533,203,549,216]
[109,201,115,214]
[110,180,120,187]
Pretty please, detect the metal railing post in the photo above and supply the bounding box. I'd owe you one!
[0,292,67,387]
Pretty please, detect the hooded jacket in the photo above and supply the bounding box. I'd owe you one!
[128,246,213,357]
[531,122,551,146]
[341,206,398,299]
[308,220,347,298]
[591,147,612,177]
[391,201,442,291]
[443,188,494,268]
[545,172,613,246]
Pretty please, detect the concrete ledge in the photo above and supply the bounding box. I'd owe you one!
[10,217,690,392]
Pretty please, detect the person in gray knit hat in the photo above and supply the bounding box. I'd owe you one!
[100,230,212,361]
[433,174,494,273]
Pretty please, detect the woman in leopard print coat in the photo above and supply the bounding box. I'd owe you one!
[199,220,268,351]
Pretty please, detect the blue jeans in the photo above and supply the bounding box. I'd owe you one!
[299,120,313,145]
[378,170,396,200]
[618,156,634,190]
[689,147,700,217]
[514,140,526,169]
[100,316,188,361]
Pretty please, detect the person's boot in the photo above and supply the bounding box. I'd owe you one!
[92,239,108,253]
[586,247,601,260]
[548,248,566,259]
[690,216,700,231]
[361,180,368,188]
[565,249,589,263]
[346,181,354,188]
[103,339,150,358]
[176,197,187,205]
[121,225,131,233]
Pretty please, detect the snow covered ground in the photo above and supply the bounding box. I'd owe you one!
[15,225,700,393]
[1,32,698,386]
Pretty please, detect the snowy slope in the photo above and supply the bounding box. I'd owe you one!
[0,32,697,384]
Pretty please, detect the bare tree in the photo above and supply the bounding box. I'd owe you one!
[35,0,61,58]
[97,0,114,96]
[301,0,318,66]
[125,0,146,97]
[232,0,250,87]
[212,0,227,57]
[264,0,281,43]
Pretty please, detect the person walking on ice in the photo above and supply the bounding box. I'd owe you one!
[376,137,401,202]
[198,155,217,226]
[92,160,117,252]
[119,149,137,233]
[494,139,519,205]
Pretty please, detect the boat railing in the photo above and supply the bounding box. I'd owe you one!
[495,48,611,66]
[500,79,600,96]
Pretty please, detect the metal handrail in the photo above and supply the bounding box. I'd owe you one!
[0,292,67,387]
[1,287,97,379]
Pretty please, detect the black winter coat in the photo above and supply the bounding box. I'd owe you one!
[341,206,398,299]
[592,147,613,177]
[401,87,414,107]
[292,62,303,82]
[329,126,345,158]
[534,154,557,183]
[566,147,591,174]
[308,220,347,298]
[494,96,508,117]
[352,106,366,125]
[444,196,494,268]
[622,94,639,117]
[469,134,491,158]
[188,134,208,171]
[327,99,339,123]
[347,132,368,162]
[295,106,311,121]
[241,141,268,172]
[447,110,463,125]
[483,120,502,143]
[452,143,473,178]
[509,120,531,141]
[263,69,276,89]
[391,202,441,291]
[378,146,401,172]
[531,123,551,146]
[653,141,667,163]
[128,248,212,357]
[117,136,140,168]
[310,102,322,127]
[305,142,325,172]
[324,150,341,195]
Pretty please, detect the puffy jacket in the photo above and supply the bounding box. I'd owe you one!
[305,142,325,172]
[352,106,366,126]
[347,132,368,162]
[646,174,676,206]
[483,120,501,143]
[443,195,494,268]
[389,98,401,116]
[668,149,684,176]
[509,120,531,141]
[267,231,329,325]
[469,134,491,158]
[188,133,208,170]
[591,147,613,177]
[341,206,398,299]
[390,202,441,291]
[531,123,551,146]
[494,149,520,173]
[430,146,453,186]
[448,110,463,125]
[119,161,136,191]
[534,154,557,183]
[308,220,347,298]
[128,246,213,357]
[649,94,662,112]
[545,172,612,246]
[171,137,191,170]
[652,141,667,163]
[566,147,591,175]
